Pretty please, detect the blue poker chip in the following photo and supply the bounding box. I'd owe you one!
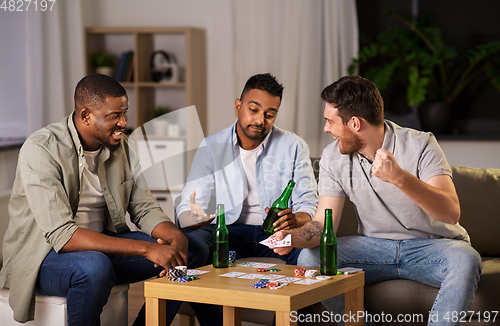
[177,277,190,282]
[253,283,266,288]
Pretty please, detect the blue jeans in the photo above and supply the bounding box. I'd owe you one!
[36,231,182,326]
[183,223,302,268]
[298,236,482,326]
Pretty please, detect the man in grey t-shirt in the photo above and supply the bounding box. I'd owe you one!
[273,76,481,325]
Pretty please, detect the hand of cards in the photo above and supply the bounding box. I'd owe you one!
[259,234,292,248]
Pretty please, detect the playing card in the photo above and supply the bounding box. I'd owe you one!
[265,274,286,280]
[294,279,322,285]
[238,273,267,279]
[186,269,210,275]
[220,272,247,278]
[259,234,292,248]
[279,277,302,283]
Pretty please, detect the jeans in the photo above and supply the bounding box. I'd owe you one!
[36,231,182,326]
[298,236,482,326]
[183,223,302,268]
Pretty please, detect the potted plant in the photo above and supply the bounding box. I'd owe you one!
[92,51,117,77]
[349,11,500,134]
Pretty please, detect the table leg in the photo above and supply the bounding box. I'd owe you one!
[276,311,296,326]
[145,296,166,326]
[344,286,364,326]
[223,306,241,326]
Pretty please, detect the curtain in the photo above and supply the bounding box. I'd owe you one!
[231,0,358,157]
[25,0,85,135]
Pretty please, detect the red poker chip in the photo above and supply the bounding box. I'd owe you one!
[294,268,306,276]
[256,268,268,272]
[266,282,279,288]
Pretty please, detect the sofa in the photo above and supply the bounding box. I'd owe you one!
[177,165,500,325]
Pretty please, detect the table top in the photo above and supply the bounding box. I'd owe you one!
[144,262,364,312]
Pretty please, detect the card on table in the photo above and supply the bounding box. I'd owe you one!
[220,272,247,278]
[337,267,363,274]
[235,262,277,268]
[278,277,302,283]
[294,279,322,285]
[186,269,210,275]
[238,273,267,279]
[259,234,292,248]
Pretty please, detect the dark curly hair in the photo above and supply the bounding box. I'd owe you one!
[74,74,126,108]
[240,73,284,101]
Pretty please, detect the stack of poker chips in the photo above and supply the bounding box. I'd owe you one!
[168,266,187,281]
[268,268,281,272]
[252,279,289,289]
[294,268,306,276]
[305,269,318,277]
[229,251,236,265]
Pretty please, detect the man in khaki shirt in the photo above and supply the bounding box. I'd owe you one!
[0,74,188,325]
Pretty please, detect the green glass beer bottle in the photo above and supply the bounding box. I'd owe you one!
[212,204,229,268]
[320,208,337,275]
[260,180,296,236]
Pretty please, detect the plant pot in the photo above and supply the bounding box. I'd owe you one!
[95,66,114,77]
[152,119,169,136]
[418,102,452,135]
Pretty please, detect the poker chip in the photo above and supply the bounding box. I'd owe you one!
[294,268,306,276]
[268,268,281,272]
[258,279,270,282]
[305,269,318,277]
[256,268,268,272]
[316,275,331,280]
[266,282,279,288]
[177,276,190,282]
[229,251,236,264]
[168,268,184,281]
[186,275,197,281]
[253,283,267,288]
[268,284,283,289]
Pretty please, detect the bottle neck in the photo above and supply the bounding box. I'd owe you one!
[273,181,295,209]
[324,211,333,231]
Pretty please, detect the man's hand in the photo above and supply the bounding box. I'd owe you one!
[153,238,188,278]
[371,148,404,185]
[185,191,215,229]
[269,230,294,256]
[265,207,298,232]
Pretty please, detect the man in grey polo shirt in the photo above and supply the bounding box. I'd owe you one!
[272,75,481,325]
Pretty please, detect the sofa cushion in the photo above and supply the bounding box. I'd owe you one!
[451,166,500,257]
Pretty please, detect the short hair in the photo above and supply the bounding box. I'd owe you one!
[239,73,284,101]
[74,74,126,108]
[321,75,384,126]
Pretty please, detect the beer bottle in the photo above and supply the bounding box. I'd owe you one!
[320,208,337,275]
[212,204,229,268]
[260,180,296,236]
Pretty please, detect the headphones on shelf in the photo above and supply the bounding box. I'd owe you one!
[150,50,178,83]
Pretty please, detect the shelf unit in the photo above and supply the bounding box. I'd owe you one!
[84,26,206,161]
[85,27,206,217]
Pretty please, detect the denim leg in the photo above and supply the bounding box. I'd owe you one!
[105,231,183,326]
[399,239,482,326]
[182,225,214,269]
[298,236,400,326]
[37,250,116,326]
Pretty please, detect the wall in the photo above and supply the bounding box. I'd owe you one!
[83,0,235,137]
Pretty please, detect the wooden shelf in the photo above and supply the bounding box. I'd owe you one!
[85,26,207,177]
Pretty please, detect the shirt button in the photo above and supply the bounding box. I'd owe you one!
[79,163,83,167]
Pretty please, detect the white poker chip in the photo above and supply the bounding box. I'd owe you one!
[305,269,318,277]
[316,275,331,280]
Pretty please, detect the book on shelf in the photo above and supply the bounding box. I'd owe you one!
[115,52,127,81]
[124,51,134,82]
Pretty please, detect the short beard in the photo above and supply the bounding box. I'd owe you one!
[338,128,365,155]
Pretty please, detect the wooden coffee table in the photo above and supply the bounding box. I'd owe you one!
[145,263,364,326]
